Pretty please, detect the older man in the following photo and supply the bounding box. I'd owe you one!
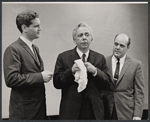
[53,22,110,120]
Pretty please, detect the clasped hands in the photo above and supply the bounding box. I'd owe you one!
[72,62,97,75]
[41,70,53,83]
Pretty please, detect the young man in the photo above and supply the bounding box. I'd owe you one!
[3,10,53,120]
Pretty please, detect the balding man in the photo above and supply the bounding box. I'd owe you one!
[102,33,145,120]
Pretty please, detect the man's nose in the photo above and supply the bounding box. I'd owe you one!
[82,34,87,40]
[116,45,120,49]
[39,26,42,31]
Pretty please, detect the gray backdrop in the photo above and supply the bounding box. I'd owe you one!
[2,2,148,118]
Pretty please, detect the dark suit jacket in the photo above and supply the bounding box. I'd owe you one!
[53,47,110,120]
[102,55,145,120]
[3,38,46,120]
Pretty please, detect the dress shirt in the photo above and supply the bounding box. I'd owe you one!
[76,47,97,76]
[76,47,89,62]
[112,55,126,78]
[20,36,34,54]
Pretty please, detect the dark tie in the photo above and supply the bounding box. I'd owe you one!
[114,58,120,85]
[82,54,86,63]
[32,44,40,65]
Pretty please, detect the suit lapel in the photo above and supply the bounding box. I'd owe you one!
[18,38,41,69]
[87,50,95,64]
[116,56,130,86]
[34,46,44,71]
[70,47,80,63]
[107,56,117,90]
[107,56,113,81]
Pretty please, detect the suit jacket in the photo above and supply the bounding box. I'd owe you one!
[53,47,110,120]
[102,55,145,120]
[3,38,46,120]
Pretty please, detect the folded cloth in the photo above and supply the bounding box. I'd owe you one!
[74,59,88,92]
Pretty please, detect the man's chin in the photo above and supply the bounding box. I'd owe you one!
[35,35,40,39]
[81,45,88,48]
[114,54,120,58]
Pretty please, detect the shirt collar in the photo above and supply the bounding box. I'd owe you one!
[112,54,126,63]
[20,35,34,48]
[76,47,89,58]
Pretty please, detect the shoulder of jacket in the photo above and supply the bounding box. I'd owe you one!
[105,55,112,60]
[127,56,142,66]
[90,49,104,57]
[58,49,73,56]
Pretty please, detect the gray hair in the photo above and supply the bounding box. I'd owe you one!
[72,22,93,40]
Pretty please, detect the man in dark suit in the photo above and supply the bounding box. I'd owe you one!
[102,33,145,120]
[53,22,111,120]
[3,10,53,120]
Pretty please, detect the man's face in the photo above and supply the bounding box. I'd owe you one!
[113,35,129,59]
[74,27,92,51]
[26,18,42,40]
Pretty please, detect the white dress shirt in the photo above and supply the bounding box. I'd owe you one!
[112,55,126,78]
[76,47,97,76]
[76,47,89,62]
[20,36,34,54]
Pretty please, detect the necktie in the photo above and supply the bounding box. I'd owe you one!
[82,54,86,63]
[32,44,40,65]
[114,58,120,85]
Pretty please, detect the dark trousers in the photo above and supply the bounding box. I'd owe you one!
[78,91,96,120]
[111,104,118,120]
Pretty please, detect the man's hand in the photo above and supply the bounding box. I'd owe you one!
[72,63,80,74]
[41,70,53,83]
[84,62,97,75]
[133,117,141,120]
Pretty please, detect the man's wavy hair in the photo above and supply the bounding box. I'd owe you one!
[16,10,39,33]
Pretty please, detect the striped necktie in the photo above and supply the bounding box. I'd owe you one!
[114,58,120,85]
[82,54,86,63]
[32,44,40,65]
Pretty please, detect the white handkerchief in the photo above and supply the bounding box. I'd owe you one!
[74,59,88,92]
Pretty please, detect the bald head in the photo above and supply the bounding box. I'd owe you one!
[113,33,131,59]
[114,33,131,48]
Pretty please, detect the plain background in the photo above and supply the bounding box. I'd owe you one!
[2,2,148,118]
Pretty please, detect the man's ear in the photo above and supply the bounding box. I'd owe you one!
[127,45,130,49]
[21,24,27,33]
[73,40,77,44]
